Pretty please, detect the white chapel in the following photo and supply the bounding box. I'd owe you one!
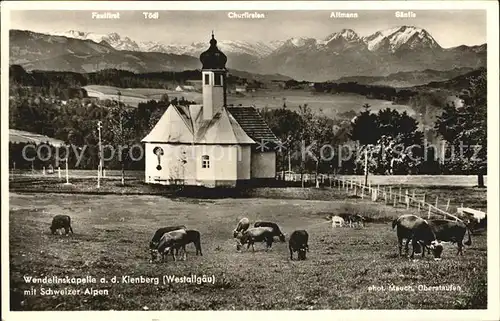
[141,33,279,187]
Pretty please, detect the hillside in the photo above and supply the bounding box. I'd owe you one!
[334,67,475,87]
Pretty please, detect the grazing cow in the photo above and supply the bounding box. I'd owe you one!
[336,213,365,228]
[149,225,187,249]
[331,216,345,228]
[233,217,250,238]
[350,214,366,228]
[149,225,187,261]
[392,214,443,260]
[289,230,309,260]
[50,215,74,235]
[235,227,275,252]
[156,229,188,262]
[254,221,286,242]
[185,229,203,256]
[427,219,472,256]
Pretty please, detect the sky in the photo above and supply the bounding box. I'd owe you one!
[9,10,487,48]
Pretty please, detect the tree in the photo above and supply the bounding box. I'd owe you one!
[260,107,303,175]
[350,104,379,145]
[350,104,424,175]
[297,104,337,187]
[434,70,487,187]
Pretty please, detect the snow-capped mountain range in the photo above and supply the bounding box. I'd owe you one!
[51,29,284,57]
[50,26,444,56]
[10,26,486,81]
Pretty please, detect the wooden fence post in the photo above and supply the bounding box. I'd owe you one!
[354,184,357,196]
[435,196,439,209]
[405,189,409,209]
[445,199,450,211]
[393,195,397,207]
[58,167,61,179]
[384,187,387,204]
[418,201,421,212]
[389,187,392,200]
[399,187,402,203]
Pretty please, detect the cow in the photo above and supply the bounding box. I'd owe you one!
[427,219,472,256]
[392,214,443,260]
[149,225,187,261]
[235,227,275,252]
[336,213,365,228]
[331,216,345,228]
[350,214,366,228]
[185,229,203,256]
[149,225,187,249]
[156,229,188,262]
[233,217,250,238]
[254,221,286,242]
[289,230,309,260]
[50,215,74,235]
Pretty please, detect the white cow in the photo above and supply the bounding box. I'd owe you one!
[331,216,345,228]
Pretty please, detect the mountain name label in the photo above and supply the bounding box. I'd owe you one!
[395,11,417,18]
[91,12,120,20]
[330,12,359,19]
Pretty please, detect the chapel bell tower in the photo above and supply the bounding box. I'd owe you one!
[199,32,227,120]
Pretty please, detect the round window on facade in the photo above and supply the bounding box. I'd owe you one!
[153,147,164,156]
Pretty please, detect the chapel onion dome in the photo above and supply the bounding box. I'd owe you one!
[199,33,227,70]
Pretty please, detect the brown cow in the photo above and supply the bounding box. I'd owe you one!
[392,214,443,260]
[235,227,275,252]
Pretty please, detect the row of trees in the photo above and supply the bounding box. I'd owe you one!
[261,69,487,186]
[9,65,262,100]
[313,81,418,104]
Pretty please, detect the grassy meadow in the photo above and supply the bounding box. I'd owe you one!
[9,189,487,310]
[83,85,413,117]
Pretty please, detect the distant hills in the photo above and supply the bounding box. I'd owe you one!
[10,26,486,82]
[333,67,476,88]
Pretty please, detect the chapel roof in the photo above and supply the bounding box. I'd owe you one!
[226,107,279,144]
[141,105,260,146]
